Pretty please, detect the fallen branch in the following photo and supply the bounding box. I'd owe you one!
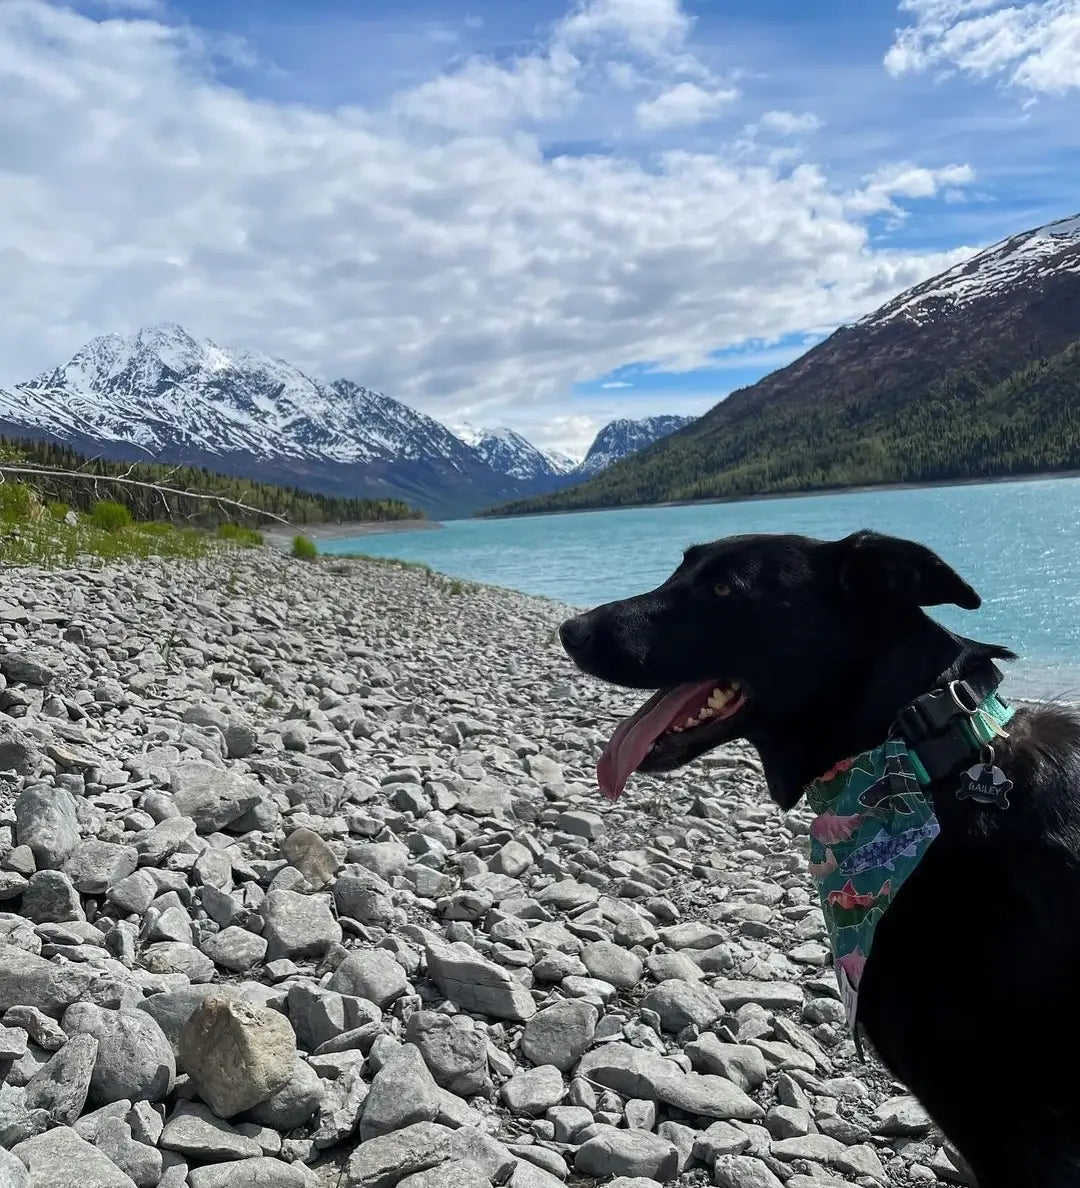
[0,464,298,529]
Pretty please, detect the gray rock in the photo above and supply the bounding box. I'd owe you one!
[245,1058,325,1130]
[63,840,138,894]
[0,1147,30,1188]
[281,827,339,888]
[640,979,723,1031]
[501,1065,565,1116]
[574,1128,679,1180]
[261,889,342,961]
[13,1126,138,1187]
[0,1024,28,1060]
[63,1003,175,1105]
[328,950,409,1006]
[179,996,297,1120]
[345,1121,516,1188]
[169,761,263,832]
[0,720,40,775]
[577,1043,763,1120]
[23,1033,97,1124]
[20,870,84,923]
[399,1159,492,1188]
[0,947,93,1017]
[873,1093,933,1136]
[711,980,805,1012]
[404,1011,491,1096]
[771,1135,887,1180]
[580,941,643,990]
[685,1034,769,1091]
[424,937,535,1021]
[286,983,380,1051]
[201,926,268,973]
[15,784,79,868]
[359,1043,442,1140]
[1,653,55,687]
[712,1156,786,1188]
[188,1158,314,1188]
[309,1065,368,1149]
[4,1005,66,1050]
[92,1117,163,1188]
[159,1101,263,1160]
[520,999,597,1072]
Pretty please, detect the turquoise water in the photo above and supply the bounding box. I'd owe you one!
[323,478,1080,700]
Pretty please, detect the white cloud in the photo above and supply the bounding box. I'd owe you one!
[635,81,739,129]
[557,0,693,57]
[0,0,980,453]
[758,109,822,135]
[601,381,634,388]
[886,0,1080,94]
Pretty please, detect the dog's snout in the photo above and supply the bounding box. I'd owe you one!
[559,615,592,655]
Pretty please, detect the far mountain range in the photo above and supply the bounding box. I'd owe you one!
[0,325,693,519]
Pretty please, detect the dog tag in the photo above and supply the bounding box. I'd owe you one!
[956,763,1012,810]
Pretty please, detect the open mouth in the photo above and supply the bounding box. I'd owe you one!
[597,678,749,800]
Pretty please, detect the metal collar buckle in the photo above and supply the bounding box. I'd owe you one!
[947,680,980,715]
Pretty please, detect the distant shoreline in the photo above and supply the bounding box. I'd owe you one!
[480,467,1080,520]
[264,518,442,546]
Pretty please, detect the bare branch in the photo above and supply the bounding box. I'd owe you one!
[0,465,297,529]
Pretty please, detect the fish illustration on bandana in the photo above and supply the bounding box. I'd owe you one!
[806,739,942,1034]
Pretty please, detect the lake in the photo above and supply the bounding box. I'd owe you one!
[322,477,1080,701]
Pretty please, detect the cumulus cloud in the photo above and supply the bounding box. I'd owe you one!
[635,81,739,129]
[0,0,977,453]
[758,109,823,135]
[886,0,1080,94]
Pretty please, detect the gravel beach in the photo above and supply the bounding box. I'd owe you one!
[0,549,968,1188]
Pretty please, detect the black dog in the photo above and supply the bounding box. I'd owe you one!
[559,530,1080,1188]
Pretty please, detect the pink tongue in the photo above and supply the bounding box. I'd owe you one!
[597,680,718,800]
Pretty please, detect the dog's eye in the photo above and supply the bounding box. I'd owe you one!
[714,582,732,598]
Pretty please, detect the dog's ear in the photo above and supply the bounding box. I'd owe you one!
[831,530,980,611]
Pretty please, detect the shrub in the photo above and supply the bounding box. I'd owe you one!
[292,534,317,561]
[88,500,133,532]
[0,482,34,523]
[46,500,70,522]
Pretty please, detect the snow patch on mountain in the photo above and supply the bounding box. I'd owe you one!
[578,415,696,476]
[860,211,1080,330]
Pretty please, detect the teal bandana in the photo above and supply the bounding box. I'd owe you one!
[805,693,1015,1034]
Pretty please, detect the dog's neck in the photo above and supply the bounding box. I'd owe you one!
[748,612,1002,810]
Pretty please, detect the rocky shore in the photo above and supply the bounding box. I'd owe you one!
[0,549,967,1188]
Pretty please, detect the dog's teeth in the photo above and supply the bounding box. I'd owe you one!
[709,689,730,708]
[684,716,698,728]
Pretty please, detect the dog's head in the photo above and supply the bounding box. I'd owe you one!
[559,530,984,807]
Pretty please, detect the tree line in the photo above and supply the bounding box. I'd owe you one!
[0,437,423,527]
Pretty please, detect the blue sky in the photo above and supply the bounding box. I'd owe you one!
[1,0,1077,455]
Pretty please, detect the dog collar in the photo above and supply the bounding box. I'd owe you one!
[805,662,1016,1041]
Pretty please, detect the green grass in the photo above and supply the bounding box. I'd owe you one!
[0,481,268,569]
[216,522,264,548]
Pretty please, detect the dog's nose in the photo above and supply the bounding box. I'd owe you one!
[559,615,592,655]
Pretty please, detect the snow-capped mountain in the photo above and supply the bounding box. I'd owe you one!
[0,324,695,517]
[0,325,528,517]
[453,423,576,483]
[577,415,695,476]
[859,211,1080,330]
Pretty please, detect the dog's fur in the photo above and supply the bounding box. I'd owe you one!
[560,530,1080,1187]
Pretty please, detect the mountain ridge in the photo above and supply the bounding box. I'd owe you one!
[0,324,694,518]
[486,210,1080,516]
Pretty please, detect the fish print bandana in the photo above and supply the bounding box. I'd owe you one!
[805,739,940,1034]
